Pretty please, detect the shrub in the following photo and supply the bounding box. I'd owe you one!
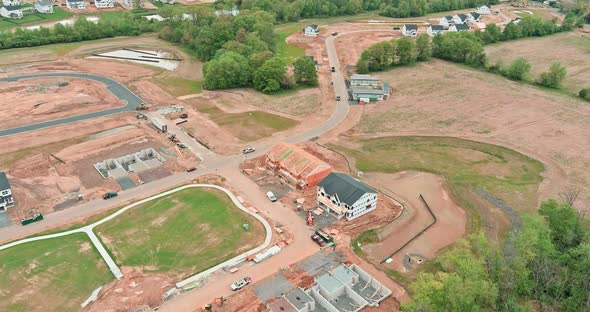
[579,88,590,101]
[504,57,531,81]
[537,63,567,89]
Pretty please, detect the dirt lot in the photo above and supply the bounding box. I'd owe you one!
[356,60,589,214]
[0,77,123,129]
[332,28,400,68]
[0,114,197,221]
[359,172,466,272]
[486,31,590,94]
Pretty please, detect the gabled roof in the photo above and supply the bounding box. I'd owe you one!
[477,4,489,9]
[404,24,417,30]
[455,24,470,30]
[2,4,21,10]
[37,0,52,6]
[457,13,468,20]
[430,25,444,31]
[318,172,376,206]
[0,172,10,191]
[470,12,480,19]
[445,15,453,20]
[308,24,318,30]
[350,74,379,81]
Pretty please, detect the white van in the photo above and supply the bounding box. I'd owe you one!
[266,191,277,202]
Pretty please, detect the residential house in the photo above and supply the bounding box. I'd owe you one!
[469,12,481,22]
[317,172,378,221]
[94,0,114,8]
[303,24,319,37]
[266,142,333,190]
[0,172,14,211]
[512,17,522,24]
[65,0,85,10]
[401,24,418,37]
[214,6,239,16]
[35,0,53,13]
[476,5,491,15]
[0,4,22,18]
[349,74,390,102]
[452,13,470,24]
[427,24,445,36]
[449,23,470,32]
[439,15,453,27]
[122,0,144,8]
[2,0,20,6]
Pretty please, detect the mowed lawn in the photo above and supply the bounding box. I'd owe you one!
[95,188,265,278]
[189,99,299,142]
[276,32,305,65]
[486,32,590,94]
[152,77,202,97]
[0,233,113,312]
[0,7,73,32]
[332,137,544,228]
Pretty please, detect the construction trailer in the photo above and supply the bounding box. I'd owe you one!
[150,117,168,133]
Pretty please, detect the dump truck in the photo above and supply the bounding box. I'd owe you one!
[21,213,43,226]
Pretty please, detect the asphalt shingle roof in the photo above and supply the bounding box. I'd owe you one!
[404,24,418,30]
[318,172,375,206]
[0,172,10,191]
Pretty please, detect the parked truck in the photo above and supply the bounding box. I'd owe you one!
[151,117,168,133]
[21,213,43,226]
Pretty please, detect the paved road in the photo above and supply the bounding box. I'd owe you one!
[0,73,142,137]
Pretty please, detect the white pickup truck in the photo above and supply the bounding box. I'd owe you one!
[230,277,251,291]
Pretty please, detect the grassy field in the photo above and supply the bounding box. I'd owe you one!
[486,32,590,94]
[276,32,305,65]
[332,137,544,230]
[0,234,112,312]
[189,98,299,141]
[0,7,73,31]
[95,188,266,278]
[153,77,202,96]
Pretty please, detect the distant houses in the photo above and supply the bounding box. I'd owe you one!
[476,5,491,15]
[401,24,418,37]
[303,24,319,37]
[427,25,444,36]
[0,4,22,18]
[449,23,470,32]
[66,0,85,10]
[348,74,390,103]
[439,15,453,27]
[94,0,114,9]
[35,0,53,13]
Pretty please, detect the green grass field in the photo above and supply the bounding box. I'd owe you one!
[153,77,202,96]
[0,7,73,32]
[190,99,299,142]
[0,234,113,312]
[333,136,544,231]
[276,32,305,65]
[95,188,265,278]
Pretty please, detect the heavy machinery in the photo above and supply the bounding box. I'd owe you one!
[168,133,180,143]
[201,304,212,311]
[135,103,152,110]
[21,213,43,226]
[307,211,314,226]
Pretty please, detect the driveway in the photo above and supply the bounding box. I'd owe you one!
[0,73,142,137]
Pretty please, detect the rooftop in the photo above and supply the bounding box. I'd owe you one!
[404,24,418,30]
[318,172,376,206]
[268,298,297,312]
[0,172,10,191]
[316,272,344,295]
[430,25,444,30]
[331,265,357,285]
[2,4,21,9]
[351,85,387,95]
[455,24,470,30]
[350,74,379,81]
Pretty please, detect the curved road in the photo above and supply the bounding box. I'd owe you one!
[0,73,142,137]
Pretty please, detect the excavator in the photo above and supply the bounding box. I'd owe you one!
[201,297,228,311]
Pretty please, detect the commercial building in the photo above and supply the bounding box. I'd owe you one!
[0,172,14,211]
[348,74,390,103]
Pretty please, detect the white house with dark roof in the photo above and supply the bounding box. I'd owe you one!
[449,23,471,32]
[303,24,319,37]
[35,0,53,13]
[0,172,14,211]
[427,24,445,36]
[65,0,85,10]
[468,12,481,22]
[452,13,471,24]
[317,172,378,221]
[94,0,113,8]
[349,74,390,103]
[439,15,454,27]
[0,4,22,19]
[476,5,491,15]
[402,24,418,37]
[2,0,20,6]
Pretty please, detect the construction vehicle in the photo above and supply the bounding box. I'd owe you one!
[201,304,212,311]
[230,277,251,291]
[135,103,151,110]
[21,213,43,226]
[180,113,188,119]
[136,113,146,119]
[102,191,118,200]
[168,134,180,143]
[307,210,314,226]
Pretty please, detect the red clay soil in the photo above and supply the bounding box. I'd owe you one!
[360,171,466,272]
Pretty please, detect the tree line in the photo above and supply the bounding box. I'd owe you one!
[0,14,160,50]
[159,8,317,93]
[403,198,590,311]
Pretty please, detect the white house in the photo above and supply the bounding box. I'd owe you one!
[427,24,444,36]
[468,12,481,22]
[0,4,22,19]
[65,0,85,10]
[452,13,471,24]
[35,0,53,13]
[401,24,418,37]
[303,24,319,37]
[449,23,470,32]
[0,172,14,211]
[476,5,491,15]
[439,15,453,27]
[94,0,114,8]
[317,172,378,221]
[2,0,20,6]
